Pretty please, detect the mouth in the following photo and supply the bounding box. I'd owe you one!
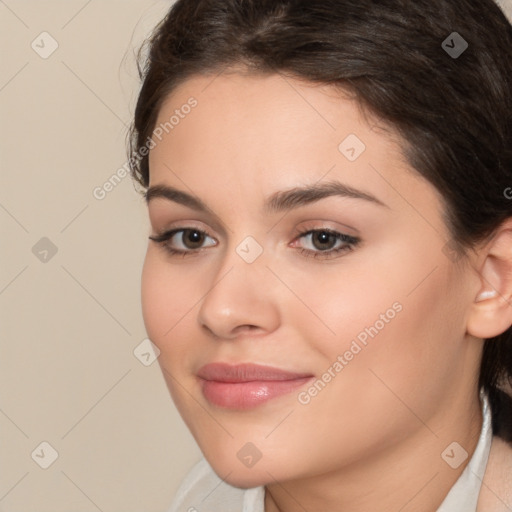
[197,362,314,410]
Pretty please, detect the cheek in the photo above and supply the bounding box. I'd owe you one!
[141,252,167,342]
[140,250,198,352]
[275,253,406,362]
[290,243,463,407]
[329,263,465,420]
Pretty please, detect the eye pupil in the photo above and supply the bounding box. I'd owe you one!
[312,231,335,250]
[183,229,204,249]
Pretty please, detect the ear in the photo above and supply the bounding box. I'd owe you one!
[467,218,512,339]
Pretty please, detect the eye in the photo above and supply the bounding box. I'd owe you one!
[149,227,360,260]
[292,228,360,259]
[149,228,216,256]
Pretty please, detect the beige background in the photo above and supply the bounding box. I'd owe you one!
[1,1,511,511]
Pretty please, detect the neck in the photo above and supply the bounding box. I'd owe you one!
[264,390,483,512]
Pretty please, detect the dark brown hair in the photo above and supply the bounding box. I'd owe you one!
[128,0,512,441]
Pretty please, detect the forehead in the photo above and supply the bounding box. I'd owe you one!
[147,72,440,219]
[152,72,396,150]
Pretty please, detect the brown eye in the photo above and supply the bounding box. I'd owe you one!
[148,227,217,256]
[181,229,205,249]
[311,231,338,251]
[293,228,360,260]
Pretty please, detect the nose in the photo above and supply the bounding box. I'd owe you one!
[197,248,280,340]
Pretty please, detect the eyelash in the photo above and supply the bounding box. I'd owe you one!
[149,227,360,260]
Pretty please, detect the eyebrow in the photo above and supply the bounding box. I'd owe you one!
[144,180,388,214]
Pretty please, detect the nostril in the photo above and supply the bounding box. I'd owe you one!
[235,324,260,334]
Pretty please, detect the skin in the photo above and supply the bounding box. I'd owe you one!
[141,71,512,512]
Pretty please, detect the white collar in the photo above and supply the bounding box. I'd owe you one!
[436,389,492,511]
[242,390,493,512]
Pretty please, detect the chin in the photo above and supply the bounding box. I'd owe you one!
[223,465,284,490]
[203,450,281,489]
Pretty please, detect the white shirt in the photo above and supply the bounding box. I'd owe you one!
[167,390,492,512]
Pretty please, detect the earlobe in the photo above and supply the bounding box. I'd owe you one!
[466,219,512,339]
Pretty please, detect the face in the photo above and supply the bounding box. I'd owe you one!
[141,72,481,487]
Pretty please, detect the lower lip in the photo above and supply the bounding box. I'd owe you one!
[201,378,313,409]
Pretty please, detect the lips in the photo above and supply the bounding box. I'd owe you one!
[197,363,314,409]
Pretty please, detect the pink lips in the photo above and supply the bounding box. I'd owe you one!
[197,362,314,409]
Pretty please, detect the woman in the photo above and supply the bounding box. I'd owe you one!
[128,0,512,510]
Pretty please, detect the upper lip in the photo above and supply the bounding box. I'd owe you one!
[197,363,313,383]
